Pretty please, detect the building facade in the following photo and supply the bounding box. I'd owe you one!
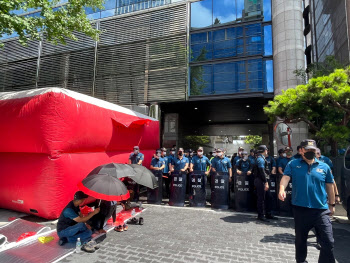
[0,0,306,155]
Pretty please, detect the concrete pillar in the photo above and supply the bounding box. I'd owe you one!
[272,0,308,151]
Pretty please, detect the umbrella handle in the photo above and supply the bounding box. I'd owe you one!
[98,199,101,207]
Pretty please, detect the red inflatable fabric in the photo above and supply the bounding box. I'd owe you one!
[0,88,159,219]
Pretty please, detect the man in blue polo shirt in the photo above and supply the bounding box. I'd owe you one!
[150,149,165,171]
[128,146,144,165]
[279,139,335,263]
[190,147,211,173]
[161,147,171,197]
[171,147,189,173]
[211,148,232,179]
[278,146,293,174]
[235,151,252,175]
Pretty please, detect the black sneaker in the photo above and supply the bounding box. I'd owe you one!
[87,240,100,250]
[257,216,270,222]
[81,242,96,253]
[58,237,67,246]
[266,215,278,220]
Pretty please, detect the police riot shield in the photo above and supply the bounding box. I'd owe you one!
[169,171,187,207]
[211,172,229,209]
[189,171,206,207]
[234,174,252,212]
[269,174,278,213]
[147,170,163,205]
[277,174,293,217]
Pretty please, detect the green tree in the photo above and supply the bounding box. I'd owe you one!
[182,135,211,151]
[264,66,350,156]
[0,0,104,47]
[245,135,262,148]
[190,47,208,96]
[214,18,221,25]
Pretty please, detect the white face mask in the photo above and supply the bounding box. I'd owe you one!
[134,150,139,154]
[197,151,203,156]
[190,153,193,156]
[171,151,175,155]
[243,156,248,161]
[238,151,242,155]
[282,153,286,157]
[157,153,161,157]
[217,152,223,157]
[212,153,217,157]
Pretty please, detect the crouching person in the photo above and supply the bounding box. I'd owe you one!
[57,191,100,253]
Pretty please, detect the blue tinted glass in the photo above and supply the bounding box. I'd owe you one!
[101,9,115,18]
[191,0,213,29]
[264,25,272,56]
[243,0,263,21]
[190,65,212,95]
[263,0,272,21]
[191,43,212,61]
[191,32,208,44]
[265,60,274,92]
[245,24,261,36]
[104,0,116,10]
[213,0,236,26]
[213,29,225,41]
[236,0,244,21]
[87,12,101,20]
[85,7,100,14]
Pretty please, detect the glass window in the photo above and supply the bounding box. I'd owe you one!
[263,0,272,21]
[104,0,116,10]
[213,0,236,27]
[264,60,274,92]
[101,9,116,18]
[190,65,212,96]
[264,25,272,56]
[191,0,213,30]
[236,0,244,21]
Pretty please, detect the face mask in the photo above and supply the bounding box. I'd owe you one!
[157,153,161,157]
[286,152,292,157]
[238,151,242,155]
[243,156,248,161]
[190,153,193,156]
[134,150,139,154]
[212,153,217,157]
[282,153,286,157]
[162,151,166,155]
[304,151,316,160]
[171,151,175,155]
[197,151,203,156]
[178,152,183,156]
[217,152,223,157]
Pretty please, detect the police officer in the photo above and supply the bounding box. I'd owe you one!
[276,148,285,170]
[211,148,232,179]
[255,145,278,221]
[235,151,253,176]
[279,139,335,263]
[265,149,277,176]
[278,147,293,174]
[160,147,171,198]
[248,149,256,164]
[232,146,244,167]
[171,148,189,173]
[128,146,144,165]
[190,147,211,174]
[292,145,303,160]
[150,149,165,171]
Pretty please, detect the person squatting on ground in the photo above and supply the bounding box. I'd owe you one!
[279,139,336,263]
[57,191,101,253]
[255,145,278,222]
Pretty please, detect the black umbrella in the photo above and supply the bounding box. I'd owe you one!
[88,163,136,179]
[78,174,130,201]
[127,164,159,189]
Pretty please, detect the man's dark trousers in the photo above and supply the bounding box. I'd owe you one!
[293,205,335,263]
[254,177,272,217]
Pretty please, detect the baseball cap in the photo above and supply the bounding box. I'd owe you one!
[250,149,255,153]
[278,149,284,154]
[74,191,88,201]
[216,148,223,152]
[161,147,167,151]
[257,145,268,153]
[238,147,244,150]
[134,146,139,150]
[198,147,204,151]
[285,146,293,151]
[300,139,317,150]
[242,151,248,155]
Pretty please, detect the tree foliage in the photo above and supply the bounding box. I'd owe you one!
[182,135,211,151]
[190,47,208,96]
[245,135,262,148]
[265,66,350,156]
[0,0,104,47]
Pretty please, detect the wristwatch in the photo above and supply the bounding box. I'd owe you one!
[328,203,336,207]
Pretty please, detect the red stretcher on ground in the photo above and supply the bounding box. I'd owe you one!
[0,208,146,262]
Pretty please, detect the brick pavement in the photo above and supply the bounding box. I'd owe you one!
[60,205,348,263]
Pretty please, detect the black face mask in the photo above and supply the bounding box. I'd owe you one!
[304,151,315,160]
[178,152,183,156]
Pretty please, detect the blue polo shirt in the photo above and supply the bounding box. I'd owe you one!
[278,157,292,172]
[171,156,189,171]
[151,157,165,168]
[161,155,170,173]
[319,155,333,169]
[235,159,251,173]
[211,156,232,172]
[233,156,240,166]
[129,152,144,165]
[284,158,334,210]
[248,155,256,166]
[191,155,211,171]
[265,155,276,172]
[276,156,284,169]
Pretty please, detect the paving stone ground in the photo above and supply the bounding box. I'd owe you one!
[61,205,350,263]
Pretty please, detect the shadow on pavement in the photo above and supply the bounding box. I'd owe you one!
[220,214,294,228]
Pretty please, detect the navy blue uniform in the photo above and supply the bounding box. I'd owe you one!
[191,155,211,172]
[235,159,252,174]
[151,157,165,168]
[284,158,335,263]
[211,156,232,172]
[129,152,144,165]
[171,157,189,172]
[265,155,276,173]
[278,157,291,172]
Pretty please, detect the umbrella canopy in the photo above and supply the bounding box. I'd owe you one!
[78,174,130,201]
[88,163,136,179]
[127,164,158,189]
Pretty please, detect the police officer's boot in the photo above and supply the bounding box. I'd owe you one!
[257,215,269,222]
[265,214,278,220]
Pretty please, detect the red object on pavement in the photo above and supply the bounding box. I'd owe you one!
[8,217,16,221]
[16,232,37,242]
[114,207,144,226]
[0,88,159,219]
[79,206,94,217]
